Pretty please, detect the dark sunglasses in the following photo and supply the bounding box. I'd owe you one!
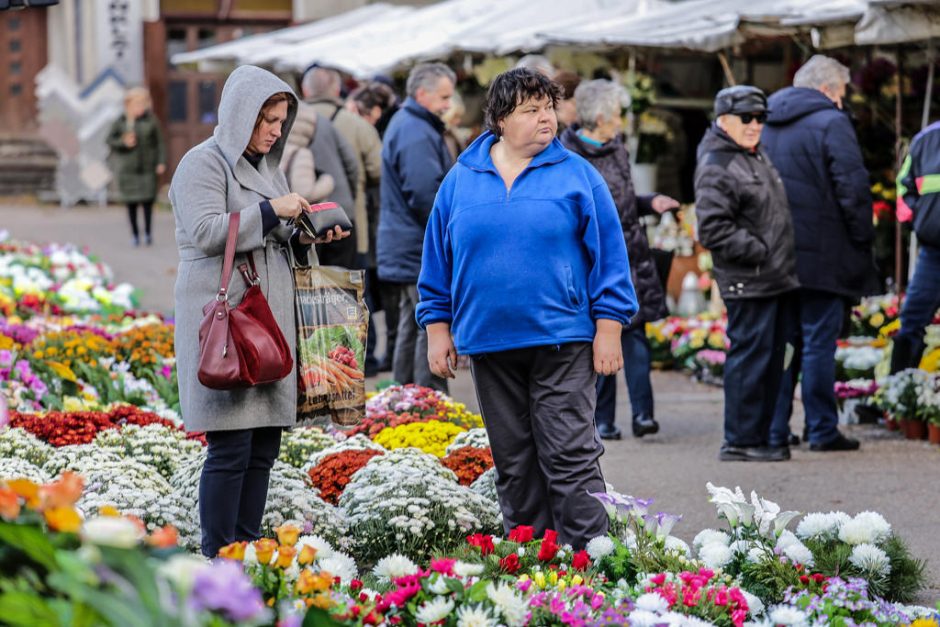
[736,112,767,124]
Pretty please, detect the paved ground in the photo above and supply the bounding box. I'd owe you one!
[4,202,939,600]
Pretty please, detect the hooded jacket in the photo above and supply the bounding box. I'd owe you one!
[560,126,668,328]
[377,97,454,283]
[897,121,940,248]
[416,131,637,355]
[169,65,308,433]
[763,86,877,297]
[281,103,335,203]
[694,124,799,300]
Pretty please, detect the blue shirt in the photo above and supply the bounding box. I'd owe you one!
[416,131,637,355]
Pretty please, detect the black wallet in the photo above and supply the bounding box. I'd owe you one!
[296,202,352,238]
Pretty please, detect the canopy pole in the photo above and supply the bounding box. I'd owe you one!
[718,51,736,86]
[923,39,935,130]
[895,47,905,292]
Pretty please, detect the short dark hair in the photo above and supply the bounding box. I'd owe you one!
[553,70,581,100]
[484,68,562,138]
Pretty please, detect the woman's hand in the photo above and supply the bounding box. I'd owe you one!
[427,322,458,379]
[298,225,351,245]
[593,319,623,375]
[122,132,137,148]
[651,195,680,214]
[270,193,310,220]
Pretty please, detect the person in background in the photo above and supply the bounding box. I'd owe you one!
[561,79,679,440]
[891,121,940,373]
[553,70,581,133]
[763,55,874,452]
[279,107,335,204]
[107,87,166,247]
[417,68,636,548]
[350,81,402,372]
[168,65,348,557]
[442,91,468,161]
[377,62,455,391]
[303,66,383,375]
[694,85,798,462]
[514,54,555,77]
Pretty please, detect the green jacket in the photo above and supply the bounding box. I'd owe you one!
[106,111,166,202]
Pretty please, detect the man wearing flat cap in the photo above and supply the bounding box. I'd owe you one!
[694,85,799,462]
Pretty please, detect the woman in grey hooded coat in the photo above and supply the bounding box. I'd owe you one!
[169,65,346,557]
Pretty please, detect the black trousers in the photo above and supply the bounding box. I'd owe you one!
[199,426,282,557]
[126,201,153,238]
[723,293,796,447]
[470,342,608,549]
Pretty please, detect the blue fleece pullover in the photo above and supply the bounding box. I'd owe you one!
[416,131,637,355]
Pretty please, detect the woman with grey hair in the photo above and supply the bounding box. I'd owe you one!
[560,79,679,440]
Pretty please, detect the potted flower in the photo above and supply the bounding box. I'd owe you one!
[917,375,940,445]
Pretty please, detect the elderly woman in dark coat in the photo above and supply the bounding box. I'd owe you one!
[560,79,679,440]
[169,65,347,557]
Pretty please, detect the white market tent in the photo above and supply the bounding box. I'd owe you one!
[541,0,940,51]
[171,0,661,77]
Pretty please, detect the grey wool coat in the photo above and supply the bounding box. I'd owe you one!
[169,65,309,433]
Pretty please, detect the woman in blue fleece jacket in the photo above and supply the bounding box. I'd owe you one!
[416,68,638,549]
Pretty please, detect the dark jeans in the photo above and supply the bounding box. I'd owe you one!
[470,342,608,549]
[723,293,796,447]
[893,243,940,371]
[392,283,447,392]
[770,289,845,446]
[127,201,153,239]
[378,279,401,369]
[199,427,282,558]
[595,327,654,428]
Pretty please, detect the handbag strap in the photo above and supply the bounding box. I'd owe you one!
[217,212,241,301]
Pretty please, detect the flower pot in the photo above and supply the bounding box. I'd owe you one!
[884,415,899,432]
[897,417,908,434]
[905,419,927,441]
[929,423,940,445]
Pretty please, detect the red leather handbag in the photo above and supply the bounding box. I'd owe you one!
[197,212,293,389]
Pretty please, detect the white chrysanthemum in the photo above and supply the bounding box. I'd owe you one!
[586,536,615,560]
[81,516,144,548]
[729,539,751,555]
[297,534,334,560]
[486,581,527,627]
[664,536,690,556]
[838,518,876,545]
[660,612,712,626]
[627,610,662,627]
[698,543,734,569]
[741,590,764,617]
[427,574,450,595]
[692,528,730,552]
[782,542,815,568]
[453,561,484,578]
[372,553,419,580]
[156,553,209,590]
[852,511,891,543]
[849,543,892,576]
[746,547,765,563]
[318,552,357,584]
[776,530,800,550]
[768,606,810,626]
[415,597,455,624]
[796,512,845,541]
[634,592,669,613]
[456,604,498,627]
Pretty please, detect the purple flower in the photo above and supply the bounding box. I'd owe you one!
[189,559,267,622]
[160,364,174,380]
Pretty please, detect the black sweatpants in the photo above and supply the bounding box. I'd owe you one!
[469,342,609,549]
[127,201,154,239]
[199,426,282,557]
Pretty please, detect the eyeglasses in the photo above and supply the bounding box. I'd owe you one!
[736,112,767,125]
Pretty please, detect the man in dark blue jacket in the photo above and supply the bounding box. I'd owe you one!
[763,55,876,452]
[377,62,455,391]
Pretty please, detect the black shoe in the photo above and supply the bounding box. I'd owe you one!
[145,234,153,246]
[632,414,659,438]
[810,433,860,451]
[132,236,140,247]
[788,432,801,446]
[377,357,393,373]
[719,444,789,462]
[597,424,622,440]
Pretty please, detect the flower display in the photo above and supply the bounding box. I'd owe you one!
[278,426,336,468]
[373,418,467,457]
[306,448,383,505]
[442,446,494,486]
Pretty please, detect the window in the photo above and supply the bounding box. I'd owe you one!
[9,39,21,53]
[197,27,216,50]
[167,27,187,68]
[8,17,21,30]
[198,80,217,124]
[169,80,188,122]
[10,83,22,96]
[10,61,21,75]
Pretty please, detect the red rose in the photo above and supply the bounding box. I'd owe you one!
[508,525,534,543]
[542,529,558,544]
[499,553,521,574]
[571,550,591,571]
[537,538,558,562]
[467,533,495,555]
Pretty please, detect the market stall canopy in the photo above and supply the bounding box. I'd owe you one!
[171,0,659,77]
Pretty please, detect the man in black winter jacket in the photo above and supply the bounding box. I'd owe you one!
[695,85,799,462]
[763,55,874,453]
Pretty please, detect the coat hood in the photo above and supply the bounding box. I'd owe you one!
[766,87,838,126]
[457,130,569,173]
[213,65,298,170]
[559,125,622,159]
